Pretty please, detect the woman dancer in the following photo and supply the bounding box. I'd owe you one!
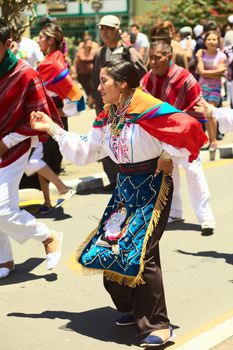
[30,59,207,348]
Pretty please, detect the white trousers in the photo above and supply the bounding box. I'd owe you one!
[24,142,46,176]
[170,156,215,226]
[0,150,50,264]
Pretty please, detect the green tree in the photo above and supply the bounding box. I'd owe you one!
[0,0,38,39]
[141,0,232,35]
[165,0,232,27]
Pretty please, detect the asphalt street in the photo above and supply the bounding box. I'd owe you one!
[1,151,233,350]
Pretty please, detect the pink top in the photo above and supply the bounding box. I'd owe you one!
[199,49,226,87]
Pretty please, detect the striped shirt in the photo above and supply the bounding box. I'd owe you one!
[0,59,61,167]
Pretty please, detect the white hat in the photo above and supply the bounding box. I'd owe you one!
[193,24,204,37]
[228,15,233,24]
[98,15,120,28]
[179,26,193,35]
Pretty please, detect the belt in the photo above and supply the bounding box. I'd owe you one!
[119,158,158,175]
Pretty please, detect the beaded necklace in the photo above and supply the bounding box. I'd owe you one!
[109,91,134,136]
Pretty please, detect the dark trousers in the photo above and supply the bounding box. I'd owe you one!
[104,178,173,338]
[101,156,119,185]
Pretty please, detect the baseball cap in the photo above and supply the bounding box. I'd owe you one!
[179,26,193,35]
[193,24,204,37]
[228,15,233,24]
[98,15,120,28]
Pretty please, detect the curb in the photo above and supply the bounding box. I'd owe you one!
[19,172,108,199]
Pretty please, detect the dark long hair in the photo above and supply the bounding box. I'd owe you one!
[103,59,140,88]
[0,20,11,44]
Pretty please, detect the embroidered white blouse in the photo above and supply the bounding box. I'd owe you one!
[51,122,190,166]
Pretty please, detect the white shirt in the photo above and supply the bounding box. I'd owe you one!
[213,107,233,134]
[16,37,44,68]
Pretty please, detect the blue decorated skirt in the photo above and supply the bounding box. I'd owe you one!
[77,171,172,287]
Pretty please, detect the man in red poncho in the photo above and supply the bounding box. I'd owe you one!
[141,40,216,236]
[0,20,63,279]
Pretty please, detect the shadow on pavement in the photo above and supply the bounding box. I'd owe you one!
[165,221,201,233]
[7,307,176,348]
[0,258,57,285]
[77,187,113,195]
[176,249,233,266]
[20,204,72,221]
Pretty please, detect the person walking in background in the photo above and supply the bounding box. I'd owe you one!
[179,26,196,74]
[74,37,96,108]
[224,15,233,47]
[24,142,75,214]
[92,15,147,191]
[36,23,84,209]
[0,20,63,279]
[11,33,44,68]
[196,30,227,160]
[150,21,189,70]
[141,40,216,236]
[30,58,207,348]
[10,29,75,214]
[130,23,150,65]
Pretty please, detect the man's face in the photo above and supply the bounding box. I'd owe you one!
[99,25,118,47]
[130,26,139,36]
[149,46,171,76]
[0,39,10,64]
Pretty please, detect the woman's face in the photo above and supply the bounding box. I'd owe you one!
[205,33,219,49]
[98,68,121,105]
[38,32,49,53]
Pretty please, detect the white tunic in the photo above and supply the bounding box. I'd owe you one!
[54,122,190,166]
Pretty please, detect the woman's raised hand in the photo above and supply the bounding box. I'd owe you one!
[30,111,54,133]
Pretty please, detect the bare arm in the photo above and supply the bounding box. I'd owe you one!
[196,50,226,78]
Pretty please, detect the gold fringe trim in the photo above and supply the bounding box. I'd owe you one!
[76,174,172,287]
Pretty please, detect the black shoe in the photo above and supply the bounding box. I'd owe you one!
[103,183,116,192]
[201,227,214,236]
[217,133,224,140]
[115,314,135,326]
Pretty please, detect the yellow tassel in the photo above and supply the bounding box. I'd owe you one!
[75,174,172,287]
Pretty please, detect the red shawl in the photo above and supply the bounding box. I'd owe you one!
[141,63,206,122]
[94,89,208,162]
[37,50,83,102]
[0,59,62,168]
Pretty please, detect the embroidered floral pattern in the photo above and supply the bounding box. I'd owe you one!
[110,123,130,163]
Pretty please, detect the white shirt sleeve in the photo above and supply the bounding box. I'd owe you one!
[212,107,233,134]
[161,142,191,159]
[52,125,108,165]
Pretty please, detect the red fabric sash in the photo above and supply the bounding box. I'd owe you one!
[138,113,208,162]
[37,50,82,101]
[0,59,61,167]
[93,89,208,162]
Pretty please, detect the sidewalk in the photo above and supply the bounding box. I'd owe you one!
[211,336,233,350]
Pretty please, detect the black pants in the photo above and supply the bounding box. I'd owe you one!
[104,178,173,338]
[101,156,119,185]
